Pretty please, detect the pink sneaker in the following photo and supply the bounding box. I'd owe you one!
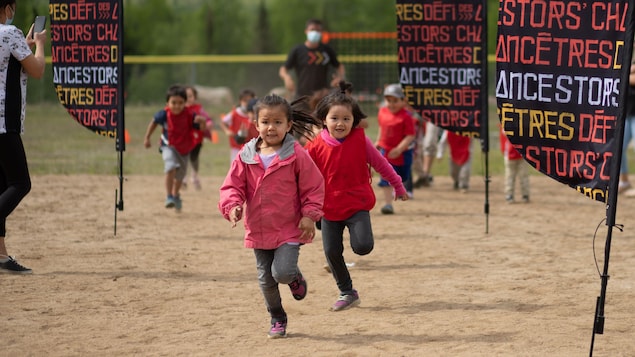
[288,273,307,300]
[331,291,360,311]
[268,321,287,339]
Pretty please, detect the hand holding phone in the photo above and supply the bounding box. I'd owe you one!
[32,16,46,39]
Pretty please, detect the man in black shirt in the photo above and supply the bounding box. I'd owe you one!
[279,19,345,99]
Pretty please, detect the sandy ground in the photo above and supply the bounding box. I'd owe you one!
[3,173,635,356]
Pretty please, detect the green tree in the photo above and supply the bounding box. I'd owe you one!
[253,0,273,54]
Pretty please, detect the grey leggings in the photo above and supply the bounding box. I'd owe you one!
[254,243,301,323]
[321,210,373,294]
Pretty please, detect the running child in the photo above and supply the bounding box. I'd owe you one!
[184,85,215,190]
[219,89,259,163]
[218,94,324,338]
[375,84,416,214]
[143,85,206,211]
[305,81,408,311]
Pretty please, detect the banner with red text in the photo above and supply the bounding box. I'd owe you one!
[496,0,635,202]
[50,0,122,141]
[396,0,488,137]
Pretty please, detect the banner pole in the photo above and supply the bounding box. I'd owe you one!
[114,0,125,236]
[481,0,489,234]
[589,9,635,355]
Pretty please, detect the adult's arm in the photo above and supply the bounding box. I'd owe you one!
[279,65,296,95]
[21,27,46,79]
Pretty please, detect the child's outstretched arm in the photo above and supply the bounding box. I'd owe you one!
[219,113,235,136]
[365,136,409,201]
[143,121,158,149]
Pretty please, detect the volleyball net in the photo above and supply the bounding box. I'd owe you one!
[36,32,400,110]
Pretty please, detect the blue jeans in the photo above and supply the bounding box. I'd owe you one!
[621,116,635,174]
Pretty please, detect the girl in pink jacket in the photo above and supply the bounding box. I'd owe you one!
[305,81,408,312]
[218,94,324,339]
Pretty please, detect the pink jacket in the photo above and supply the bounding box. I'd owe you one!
[218,134,325,250]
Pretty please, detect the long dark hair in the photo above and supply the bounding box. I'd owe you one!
[313,81,367,128]
[253,94,322,141]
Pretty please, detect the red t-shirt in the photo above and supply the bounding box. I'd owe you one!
[376,106,416,166]
[499,126,522,160]
[447,131,471,165]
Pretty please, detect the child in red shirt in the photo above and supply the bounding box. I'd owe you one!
[143,85,206,211]
[184,85,215,190]
[305,81,408,312]
[375,84,416,214]
[219,89,259,163]
[500,126,529,202]
[446,131,472,193]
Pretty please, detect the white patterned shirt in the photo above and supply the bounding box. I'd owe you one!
[0,24,32,134]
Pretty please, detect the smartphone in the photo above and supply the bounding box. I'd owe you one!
[32,16,46,39]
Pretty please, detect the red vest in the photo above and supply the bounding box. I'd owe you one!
[167,107,196,155]
[228,108,259,149]
[306,128,376,221]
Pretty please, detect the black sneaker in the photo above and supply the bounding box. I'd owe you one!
[413,176,431,188]
[380,204,394,214]
[0,256,32,274]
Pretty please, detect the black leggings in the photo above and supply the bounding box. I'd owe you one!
[0,133,31,237]
[321,211,374,294]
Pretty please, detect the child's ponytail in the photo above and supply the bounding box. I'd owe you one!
[289,96,322,141]
[338,80,353,95]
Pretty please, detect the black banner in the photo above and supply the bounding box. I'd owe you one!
[396,0,487,137]
[496,0,635,202]
[50,0,122,141]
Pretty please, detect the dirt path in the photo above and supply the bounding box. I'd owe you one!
[4,174,635,356]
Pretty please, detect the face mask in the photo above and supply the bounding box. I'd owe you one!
[5,6,14,25]
[307,31,321,44]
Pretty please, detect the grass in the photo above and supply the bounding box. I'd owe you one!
[23,102,514,177]
[24,103,229,176]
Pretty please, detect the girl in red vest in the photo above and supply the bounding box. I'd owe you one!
[305,81,408,312]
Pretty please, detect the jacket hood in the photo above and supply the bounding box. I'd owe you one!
[240,133,296,164]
